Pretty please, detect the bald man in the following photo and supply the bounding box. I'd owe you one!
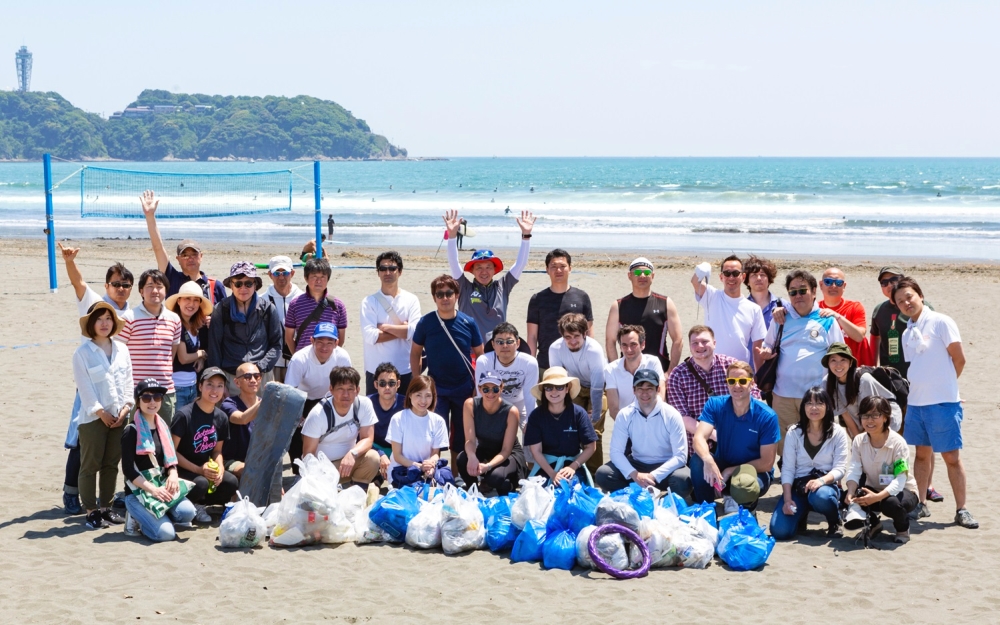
[818,267,867,360]
[218,362,264,478]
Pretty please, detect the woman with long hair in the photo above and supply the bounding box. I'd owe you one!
[166,281,211,409]
[822,342,901,439]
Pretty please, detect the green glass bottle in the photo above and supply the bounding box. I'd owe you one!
[887,314,900,364]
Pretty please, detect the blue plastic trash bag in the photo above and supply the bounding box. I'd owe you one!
[611,483,655,519]
[368,485,422,541]
[684,500,718,528]
[482,495,520,552]
[542,530,578,571]
[547,481,604,535]
[716,507,775,571]
[510,519,546,563]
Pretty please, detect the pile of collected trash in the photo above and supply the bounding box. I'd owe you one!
[221,454,775,576]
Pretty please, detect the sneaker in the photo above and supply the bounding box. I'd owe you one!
[102,509,126,525]
[955,508,979,529]
[826,522,844,539]
[123,511,141,537]
[908,502,931,520]
[111,492,128,510]
[85,510,109,529]
[194,505,213,524]
[894,531,910,544]
[722,495,739,515]
[63,493,82,515]
[926,487,945,503]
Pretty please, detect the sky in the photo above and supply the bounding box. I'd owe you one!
[2,1,998,157]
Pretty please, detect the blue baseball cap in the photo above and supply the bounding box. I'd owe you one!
[312,322,339,340]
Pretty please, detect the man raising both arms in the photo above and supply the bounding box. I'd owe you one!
[606,258,682,373]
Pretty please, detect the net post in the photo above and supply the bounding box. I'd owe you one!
[313,160,323,259]
[43,153,58,293]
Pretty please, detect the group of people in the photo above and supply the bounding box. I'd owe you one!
[61,192,976,545]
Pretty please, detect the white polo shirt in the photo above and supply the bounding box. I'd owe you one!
[284,344,353,400]
[604,354,664,409]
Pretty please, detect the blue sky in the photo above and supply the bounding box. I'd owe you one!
[2,1,997,157]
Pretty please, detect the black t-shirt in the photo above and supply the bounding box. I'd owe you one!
[219,396,253,464]
[368,392,406,449]
[870,299,932,378]
[171,402,230,467]
[526,287,594,369]
[523,403,597,458]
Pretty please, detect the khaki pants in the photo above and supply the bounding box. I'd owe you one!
[272,366,287,384]
[772,394,801,458]
[332,449,381,485]
[573,387,608,475]
[157,392,176,426]
[77,419,124,510]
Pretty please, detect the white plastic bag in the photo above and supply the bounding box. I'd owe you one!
[219,493,267,548]
[440,485,486,554]
[338,485,369,526]
[575,524,629,571]
[261,503,280,537]
[405,495,443,549]
[270,453,341,547]
[355,500,395,544]
[640,517,681,568]
[510,477,554,530]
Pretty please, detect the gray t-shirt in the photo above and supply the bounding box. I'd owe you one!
[457,272,518,341]
[825,371,899,430]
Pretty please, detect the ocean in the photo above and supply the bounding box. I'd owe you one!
[1,157,999,260]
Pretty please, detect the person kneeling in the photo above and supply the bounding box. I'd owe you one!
[594,369,692,497]
[769,387,850,540]
[301,366,381,490]
[171,367,240,523]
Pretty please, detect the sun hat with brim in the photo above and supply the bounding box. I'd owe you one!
[729,464,761,505]
[164,280,213,317]
[463,249,504,274]
[821,342,856,368]
[530,366,581,401]
[79,301,126,339]
[223,261,263,290]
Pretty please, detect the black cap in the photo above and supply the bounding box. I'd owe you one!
[199,366,228,383]
[632,368,661,387]
[134,378,168,401]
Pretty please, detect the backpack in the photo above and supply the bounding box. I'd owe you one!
[859,366,909,417]
[318,396,362,443]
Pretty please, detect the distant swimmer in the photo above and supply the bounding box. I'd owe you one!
[180,182,184,187]
[494,188,497,192]
[372,197,376,202]
[459,183,463,188]
[504,207,511,214]
[413,189,416,193]
[337,188,341,193]
[937,192,942,197]
[529,186,534,192]
[389,184,393,190]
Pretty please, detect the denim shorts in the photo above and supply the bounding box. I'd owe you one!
[903,402,963,452]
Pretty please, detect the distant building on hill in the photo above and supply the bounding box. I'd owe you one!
[110,103,213,120]
[15,46,32,93]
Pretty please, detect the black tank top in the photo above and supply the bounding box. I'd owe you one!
[472,397,522,458]
[618,292,669,371]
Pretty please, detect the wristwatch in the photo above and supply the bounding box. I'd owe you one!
[350,449,360,458]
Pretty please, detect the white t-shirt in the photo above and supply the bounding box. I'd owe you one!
[300,396,378,461]
[284,344,353,400]
[360,288,421,375]
[604,354,664,409]
[904,309,962,406]
[475,351,538,427]
[696,284,766,363]
[264,284,304,367]
[386,409,449,471]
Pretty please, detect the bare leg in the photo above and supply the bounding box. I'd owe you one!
[913,445,933,504]
[940,449,967,510]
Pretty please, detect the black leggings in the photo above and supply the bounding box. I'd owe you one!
[178,468,239,506]
[455,450,525,496]
[866,489,919,533]
[64,445,81,491]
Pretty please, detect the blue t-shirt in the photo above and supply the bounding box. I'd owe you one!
[368,392,406,451]
[698,396,780,469]
[219,396,253,464]
[523,403,597,458]
[412,311,484,396]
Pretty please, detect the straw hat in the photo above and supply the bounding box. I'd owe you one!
[530,366,581,401]
[164,281,213,317]
[79,301,126,338]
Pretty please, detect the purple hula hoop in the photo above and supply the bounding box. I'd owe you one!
[587,523,651,579]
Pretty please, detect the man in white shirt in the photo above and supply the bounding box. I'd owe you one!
[594,369,691,496]
[549,312,607,474]
[604,325,665,421]
[475,322,538,428]
[360,251,421,394]
[262,255,303,383]
[285,322,353,405]
[300,367,381,488]
[691,255,766,365]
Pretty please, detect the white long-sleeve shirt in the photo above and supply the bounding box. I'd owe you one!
[780,423,850,484]
[609,399,687,483]
[72,339,133,425]
[549,336,607,423]
[360,288,421,374]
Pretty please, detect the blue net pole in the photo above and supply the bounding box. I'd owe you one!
[313,160,323,259]
[43,154,58,293]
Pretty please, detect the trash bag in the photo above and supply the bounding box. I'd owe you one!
[660,490,690,517]
[682,500,718,529]
[510,477,554,530]
[716,507,775,571]
[611,483,656,519]
[639,517,681,568]
[405,494,444,549]
[547,480,604,535]
[482,494,520,552]
[595,499,640,532]
[576,525,629,571]
[369,485,423,541]
[355,500,395,544]
[261,503,280,537]
[338,485,369,525]
[542,530,578,571]
[676,530,715,569]
[270,453,341,547]
[440,485,486,554]
[219,493,267,548]
[510,519,546,563]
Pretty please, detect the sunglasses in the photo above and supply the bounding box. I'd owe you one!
[879,276,900,287]
[721,270,743,278]
[270,270,290,277]
[726,377,752,386]
[377,379,398,388]
[493,338,517,346]
[543,384,567,392]
[109,281,133,289]
[822,277,846,287]
[231,280,256,289]
[434,290,456,299]
[480,385,501,394]
[377,265,400,273]
[238,372,262,381]
[788,288,810,297]
[632,269,652,277]
[140,392,164,403]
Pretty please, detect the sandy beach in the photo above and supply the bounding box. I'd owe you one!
[1,236,997,624]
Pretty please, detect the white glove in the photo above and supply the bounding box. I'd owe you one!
[695,262,712,282]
